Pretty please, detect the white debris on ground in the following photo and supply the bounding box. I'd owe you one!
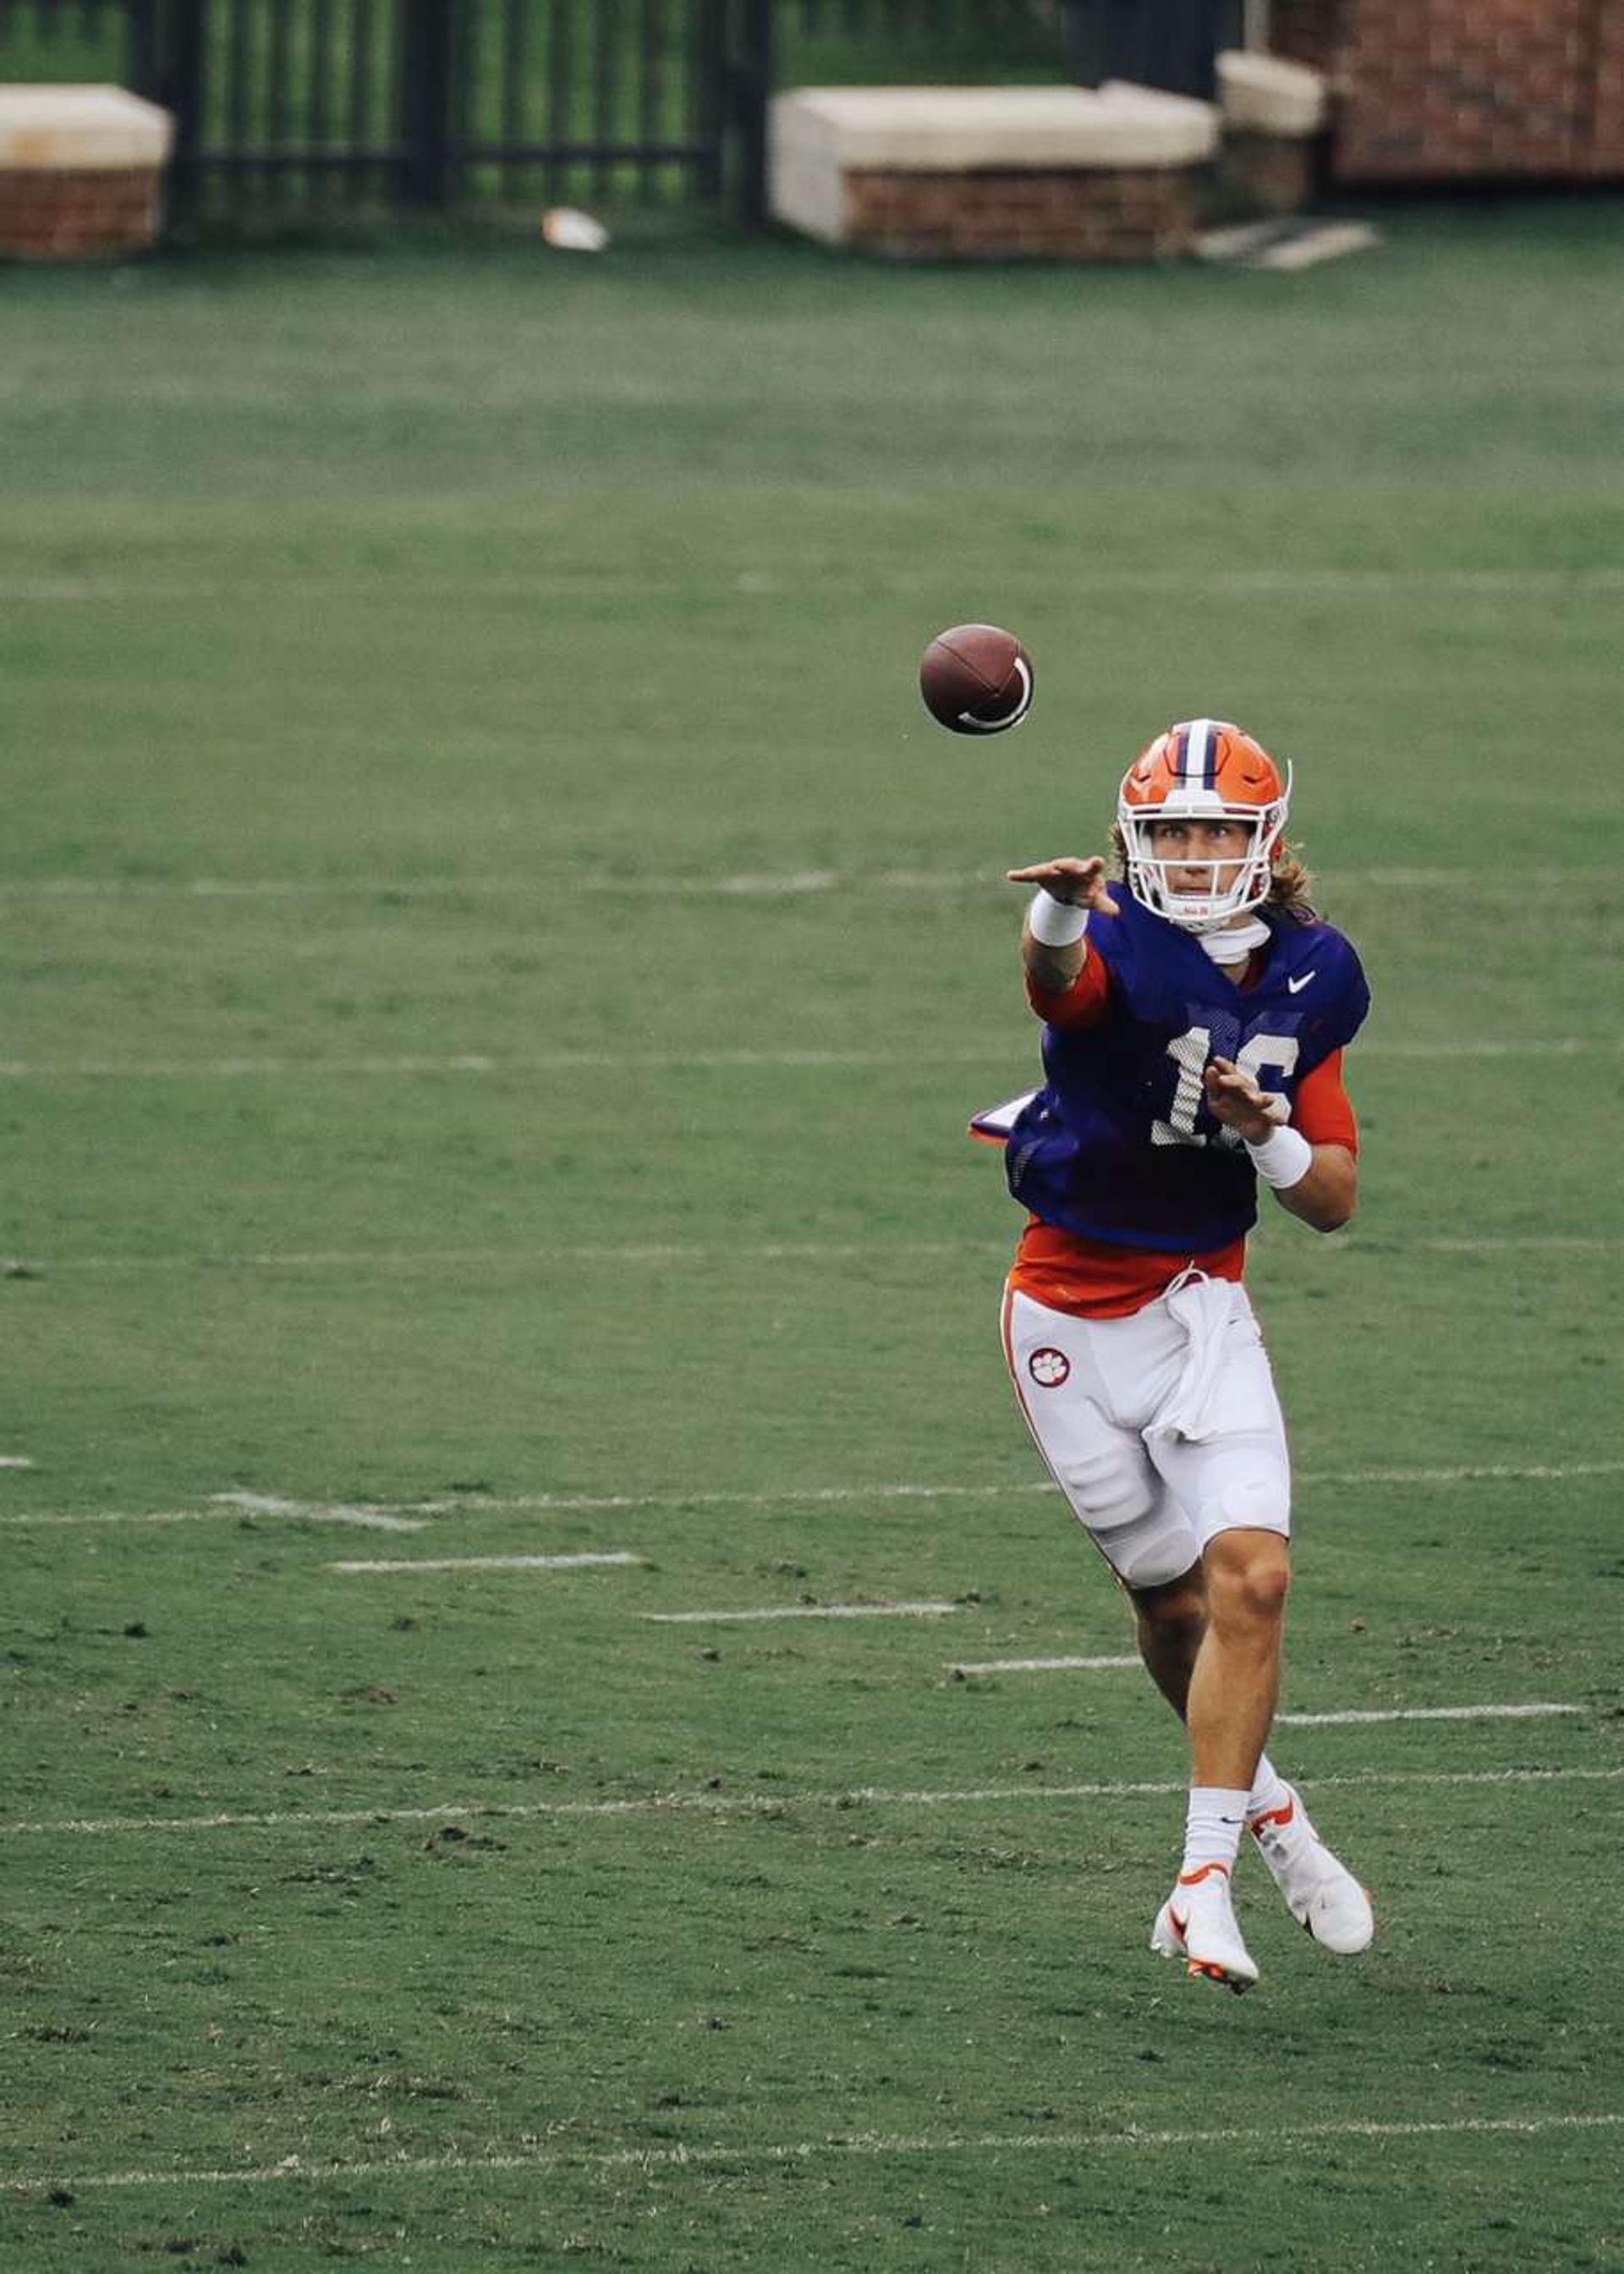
[540,206,610,252]
[1196,217,1383,270]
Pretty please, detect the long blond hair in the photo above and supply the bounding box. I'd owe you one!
[1107,823,1319,925]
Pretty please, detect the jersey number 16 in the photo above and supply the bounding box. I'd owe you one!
[1151,1025,1300,1149]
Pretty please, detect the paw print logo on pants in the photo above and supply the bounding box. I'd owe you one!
[1028,1346,1071,1389]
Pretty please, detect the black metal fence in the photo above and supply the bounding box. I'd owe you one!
[0,0,774,220]
[0,0,1232,228]
[788,0,1226,100]
[1067,0,1224,101]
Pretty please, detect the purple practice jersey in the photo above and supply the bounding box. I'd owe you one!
[1005,889,1370,1254]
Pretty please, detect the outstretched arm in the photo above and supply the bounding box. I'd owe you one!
[1006,854,1118,995]
[1204,1057,1358,1233]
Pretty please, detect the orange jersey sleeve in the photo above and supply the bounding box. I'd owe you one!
[1025,945,1113,1030]
[1292,1048,1358,1155]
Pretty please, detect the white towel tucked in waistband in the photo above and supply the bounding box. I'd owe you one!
[1144,1272,1239,1445]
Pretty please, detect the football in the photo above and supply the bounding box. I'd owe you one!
[919,623,1034,735]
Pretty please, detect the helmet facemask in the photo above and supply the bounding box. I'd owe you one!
[1116,722,1292,934]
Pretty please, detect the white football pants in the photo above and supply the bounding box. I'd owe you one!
[1000,1273,1292,1590]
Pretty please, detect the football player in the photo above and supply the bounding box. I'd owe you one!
[986,718,1374,1991]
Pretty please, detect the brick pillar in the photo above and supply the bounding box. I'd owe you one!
[1289,0,1616,183]
[1588,0,1624,172]
[1268,1,1347,75]
[0,86,173,259]
[771,85,1219,263]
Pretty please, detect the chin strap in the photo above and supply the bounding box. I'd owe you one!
[1195,915,1271,966]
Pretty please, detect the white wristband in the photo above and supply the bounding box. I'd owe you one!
[1028,889,1089,948]
[1245,1123,1314,1190]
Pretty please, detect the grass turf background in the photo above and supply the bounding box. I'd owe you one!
[2,204,1622,2268]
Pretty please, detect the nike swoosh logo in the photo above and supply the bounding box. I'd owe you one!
[1287,971,1316,994]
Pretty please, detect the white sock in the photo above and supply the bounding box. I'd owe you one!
[1246,1752,1293,1825]
[1181,1787,1250,1877]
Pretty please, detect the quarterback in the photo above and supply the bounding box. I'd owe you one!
[987,717,1374,1992]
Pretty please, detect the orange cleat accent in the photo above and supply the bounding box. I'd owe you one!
[1151,1867,1259,1990]
[1246,1796,1296,1834]
[1190,1961,1251,1996]
[1249,1782,1374,1954]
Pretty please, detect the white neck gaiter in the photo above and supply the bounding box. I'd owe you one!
[1197,915,1271,967]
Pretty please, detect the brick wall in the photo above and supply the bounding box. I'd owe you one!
[842,168,1199,260]
[0,168,162,259]
[1268,0,1624,180]
[1221,129,1320,215]
[1591,0,1624,173]
[1268,1,1341,76]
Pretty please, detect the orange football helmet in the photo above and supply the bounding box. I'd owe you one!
[1116,717,1292,931]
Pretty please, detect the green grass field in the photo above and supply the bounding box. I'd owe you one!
[3,201,1623,2270]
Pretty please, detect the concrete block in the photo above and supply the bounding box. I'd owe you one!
[0,83,173,171]
[771,83,1216,252]
[1216,50,1329,138]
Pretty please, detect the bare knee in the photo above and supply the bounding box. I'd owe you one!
[1130,1563,1208,1648]
[1203,1532,1292,1629]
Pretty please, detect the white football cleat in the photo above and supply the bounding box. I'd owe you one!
[1248,1785,1374,1954]
[1150,1861,1259,1993]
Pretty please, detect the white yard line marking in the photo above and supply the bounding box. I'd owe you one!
[1363,1038,1607,1059]
[23,1238,997,1275]
[5,1458,1617,1535]
[6,1763,1616,1841]
[0,1453,34,1468]
[1396,1235,1624,1254]
[642,1601,959,1623]
[953,1654,1141,1674]
[329,1551,646,1575]
[0,1498,430,1533]
[5,564,1622,606]
[211,1491,425,1534]
[942,1668,1582,1727]
[1276,1702,1580,1727]
[0,1507,266,1530]
[279,1457,1624,1515]
[14,1231,1621,1277]
[0,1038,1616,1079]
[8,2108,1620,2197]
[0,1053,513,1079]
[0,862,1604,904]
[4,564,1622,606]
[1302,1458,1624,1486]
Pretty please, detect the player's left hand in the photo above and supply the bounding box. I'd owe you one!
[1204,1056,1291,1145]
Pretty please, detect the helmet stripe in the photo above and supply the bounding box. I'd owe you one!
[1182,717,1214,787]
